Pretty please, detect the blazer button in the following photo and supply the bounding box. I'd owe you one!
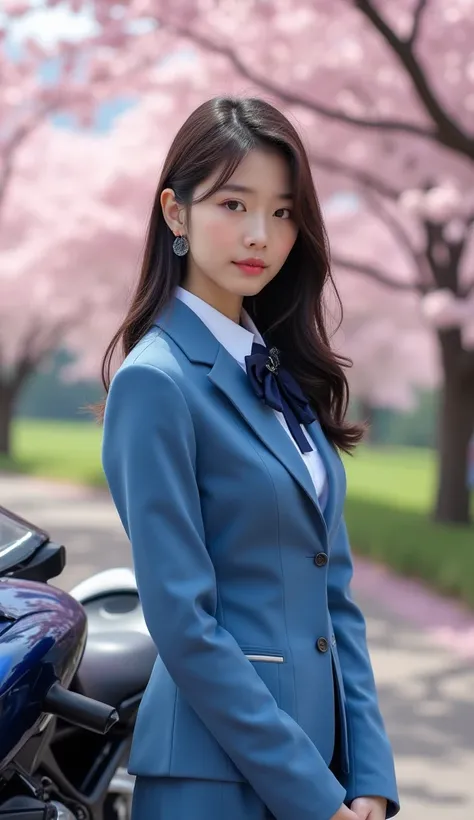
[314,552,328,567]
[316,637,329,653]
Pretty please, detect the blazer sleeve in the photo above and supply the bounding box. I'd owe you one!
[102,361,346,820]
[327,517,400,817]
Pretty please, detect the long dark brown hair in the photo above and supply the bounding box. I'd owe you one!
[94,96,364,453]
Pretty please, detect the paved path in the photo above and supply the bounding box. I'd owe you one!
[2,473,474,818]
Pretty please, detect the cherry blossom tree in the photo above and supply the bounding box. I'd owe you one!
[0,7,92,456]
[323,171,474,526]
[67,0,474,522]
[0,124,112,455]
[316,153,474,524]
[328,211,440,413]
[0,1,152,456]
[0,86,183,458]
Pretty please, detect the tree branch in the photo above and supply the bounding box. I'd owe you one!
[309,151,432,289]
[0,98,58,219]
[362,189,433,289]
[164,22,439,144]
[6,314,72,390]
[408,0,429,47]
[331,253,422,291]
[309,150,401,200]
[354,0,474,159]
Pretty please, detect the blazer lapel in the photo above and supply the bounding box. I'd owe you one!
[306,420,340,538]
[155,297,334,542]
[208,344,328,540]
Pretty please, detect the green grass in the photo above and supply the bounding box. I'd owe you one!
[344,445,438,511]
[344,446,474,606]
[2,420,474,606]
[0,419,105,487]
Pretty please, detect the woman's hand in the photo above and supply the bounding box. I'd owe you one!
[329,804,359,820]
[350,796,387,819]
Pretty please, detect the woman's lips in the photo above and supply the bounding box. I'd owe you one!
[233,262,267,276]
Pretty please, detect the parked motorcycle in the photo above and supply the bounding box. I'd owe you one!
[0,504,156,820]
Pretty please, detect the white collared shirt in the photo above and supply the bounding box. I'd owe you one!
[175,286,328,499]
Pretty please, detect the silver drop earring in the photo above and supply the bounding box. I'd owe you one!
[173,235,189,257]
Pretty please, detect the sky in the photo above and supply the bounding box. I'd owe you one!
[2,1,96,47]
[2,1,136,132]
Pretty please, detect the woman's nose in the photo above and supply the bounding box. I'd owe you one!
[244,216,268,248]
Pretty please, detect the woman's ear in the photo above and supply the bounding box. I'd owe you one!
[160,188,187,236]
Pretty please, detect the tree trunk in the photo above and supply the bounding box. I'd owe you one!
[0,383,15,458]
[433,363,474,525]
[358,398,377,444]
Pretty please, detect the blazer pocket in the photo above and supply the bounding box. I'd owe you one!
[244,652,284,663]
[239,646,284,707]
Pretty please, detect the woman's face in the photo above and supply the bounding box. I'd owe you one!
[164,148,298,319]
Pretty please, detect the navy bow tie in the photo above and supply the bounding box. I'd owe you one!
[244,341,315,454]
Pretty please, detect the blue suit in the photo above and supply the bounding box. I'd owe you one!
[102,296,399,820]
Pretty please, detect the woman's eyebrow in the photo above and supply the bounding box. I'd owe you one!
[218,183,293,200]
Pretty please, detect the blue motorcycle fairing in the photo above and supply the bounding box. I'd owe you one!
[0,577,87,769]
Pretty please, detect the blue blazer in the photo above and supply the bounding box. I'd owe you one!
[102,296,399,820]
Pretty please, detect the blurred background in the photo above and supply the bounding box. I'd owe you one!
[1,2,473,817]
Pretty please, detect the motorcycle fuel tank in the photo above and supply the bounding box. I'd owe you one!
[0,577,87,768]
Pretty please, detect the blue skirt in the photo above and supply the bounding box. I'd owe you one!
[131,776,274,820]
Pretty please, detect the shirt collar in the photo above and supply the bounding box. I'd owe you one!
[175,286,265,367]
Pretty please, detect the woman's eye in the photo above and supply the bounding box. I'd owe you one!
[223,200,245,211]
[221,201,292,219]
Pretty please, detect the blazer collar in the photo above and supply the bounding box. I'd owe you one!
[154,297,339,542]
[174,285,263,367]
[154,294,219,366]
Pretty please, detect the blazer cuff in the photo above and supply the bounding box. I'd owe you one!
[344,783,400,818]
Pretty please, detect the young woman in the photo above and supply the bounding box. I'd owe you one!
[100,96,400,820]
